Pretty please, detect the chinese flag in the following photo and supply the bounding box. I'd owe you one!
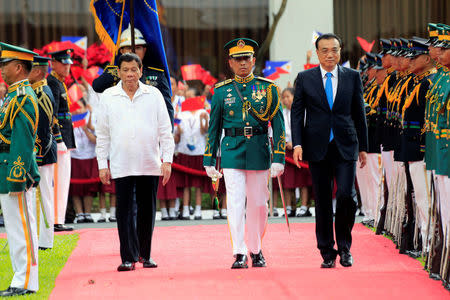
[181,96,206,112]
[181,64,204,81]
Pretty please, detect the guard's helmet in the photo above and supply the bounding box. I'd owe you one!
[119,26,147,49]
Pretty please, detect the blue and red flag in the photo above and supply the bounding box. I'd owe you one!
[262,61,292,80]
[89,0,171,90]
[72,111,88,128]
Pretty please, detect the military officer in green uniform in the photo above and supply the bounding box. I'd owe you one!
[0,42,40,297]
[424,23,450,282]
[203,38,285,269]
[433,25,450,291]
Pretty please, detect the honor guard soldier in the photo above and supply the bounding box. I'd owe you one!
[28,55,58,249]
[92,26,174,126]
[357,53,382,227]
[203,38,285,269]
[374,38,398,233]
[433,25,450,290]
[399,38,437,257]
[0,42,40,297]
[47,49,76,232]
[424,23,448,282]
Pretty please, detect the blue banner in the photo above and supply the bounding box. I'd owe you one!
[90,0,171,89]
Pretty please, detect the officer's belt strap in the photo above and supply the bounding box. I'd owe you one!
[232,81,268,129]
[224,127,268,137]
[0,143,10,153]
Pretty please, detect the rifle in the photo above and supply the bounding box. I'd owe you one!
[399,162,416,254]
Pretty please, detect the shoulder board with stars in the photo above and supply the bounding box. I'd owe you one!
[215,79,233,89]
[256,76,274,84]
[147,66,164,73]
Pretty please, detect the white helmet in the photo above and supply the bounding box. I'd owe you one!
[119,26,146,48]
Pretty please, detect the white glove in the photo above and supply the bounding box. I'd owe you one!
[57,142,68,153]
[205,166,223,179]
[270,163,284,178]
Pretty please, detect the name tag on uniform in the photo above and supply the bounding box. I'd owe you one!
[224,97,236,105]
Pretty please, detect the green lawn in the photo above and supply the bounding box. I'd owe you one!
[0,234,79,299]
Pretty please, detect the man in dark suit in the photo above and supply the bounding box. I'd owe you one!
[291,33,368,268]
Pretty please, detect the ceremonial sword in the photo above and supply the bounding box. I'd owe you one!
[277,175,290,233]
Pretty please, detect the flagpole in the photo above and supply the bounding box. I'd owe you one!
[130,0,135,53]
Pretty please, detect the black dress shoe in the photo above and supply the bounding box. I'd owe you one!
[54,224,73,232]
[0,215,4,227]
[231,254,248,269]
[117,262,135,271]
[250,251,266,267]
[39,247,50,251]
[109,216,117,222]
[429,273,441,280]
[321,259,336,268]
[142,258,158,268]
[0,287,35,296]
[339,251,353,267]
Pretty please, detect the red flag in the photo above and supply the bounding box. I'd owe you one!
[303,63,319,70]
[181,64,204,81]
[356,36,375,53]
[68,84,83,112]
[181,96,206,112]
[201,71,217,86]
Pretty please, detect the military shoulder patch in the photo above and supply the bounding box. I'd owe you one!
[256,76,274,84]
[148,66,164,72]
[215,79,233,89]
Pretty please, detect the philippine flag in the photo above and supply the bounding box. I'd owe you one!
[262,61,292,80]
[72,111,88,128]
[61,36,88,51]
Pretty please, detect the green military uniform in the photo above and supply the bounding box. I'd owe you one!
[203,38,285,269]
[0,80,40,193]
[0,42,40,296]
[204,73,285,169]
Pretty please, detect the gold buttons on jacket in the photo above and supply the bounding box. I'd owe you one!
[229,110,234,116]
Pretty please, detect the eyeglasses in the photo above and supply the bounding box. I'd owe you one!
[318,48,340,55]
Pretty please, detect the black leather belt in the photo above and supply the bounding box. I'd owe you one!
[224,126,268,137]
[0,143,10,153]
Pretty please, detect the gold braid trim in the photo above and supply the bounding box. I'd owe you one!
[249,84,273,122]
[51,71,72,108]
[35,86,54,122]
[374,74,390,106]
[10,95,39,135]
[402,83,421,121]
[268,84,281,120]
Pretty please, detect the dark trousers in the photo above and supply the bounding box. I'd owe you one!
[309,141,357,260]
[114,175,159,263]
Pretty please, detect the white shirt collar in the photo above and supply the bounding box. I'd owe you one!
[111,80,151,97]
[319,65,338,79]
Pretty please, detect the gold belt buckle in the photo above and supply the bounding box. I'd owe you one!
[244,126,253,137]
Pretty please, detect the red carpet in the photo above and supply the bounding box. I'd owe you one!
[50,223,449,300]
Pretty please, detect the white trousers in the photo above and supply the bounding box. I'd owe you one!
[437,175,450,240]
[54,151,71,224]
[38,164,55,248]
[0,190,38,291]
[223,169,269,255]
[381,150,394,193]
[356,154,381,221]
[408,160,431,251]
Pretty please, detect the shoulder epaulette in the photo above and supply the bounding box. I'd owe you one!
[104,65,119,77]
[215,79,233,89]
[16,86,27,97]
[256,76,274,83]
[148,66,164,72]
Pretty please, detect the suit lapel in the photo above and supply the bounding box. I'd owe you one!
[333,65,345,111]
[313,67,330,111]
